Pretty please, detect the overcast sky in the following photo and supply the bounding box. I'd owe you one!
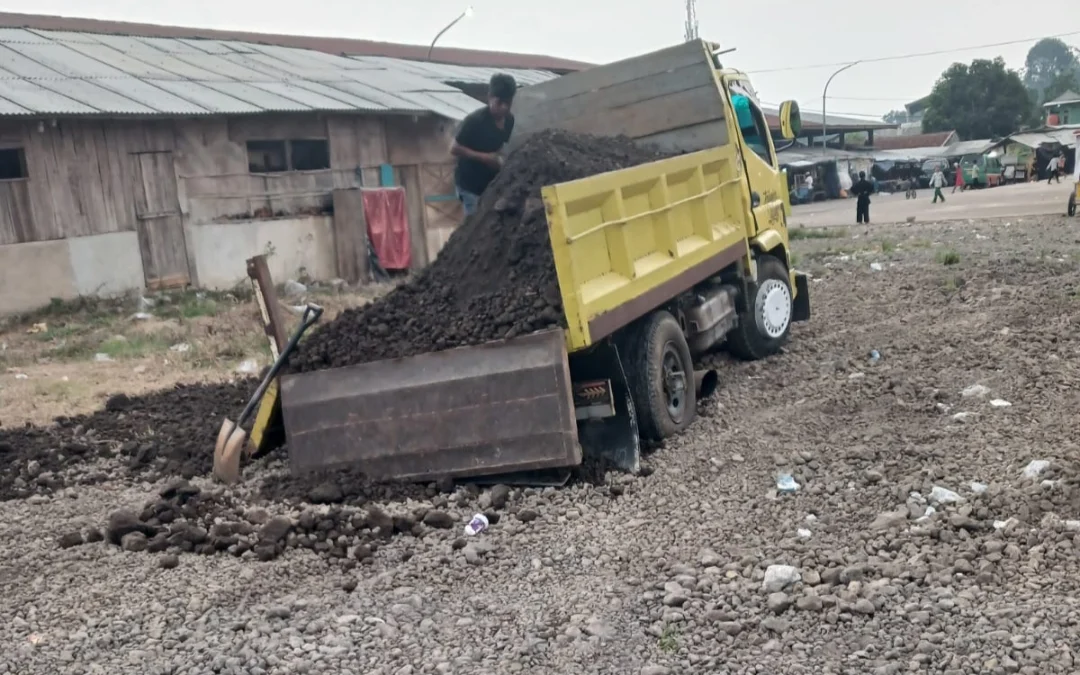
[1,0,1077,119]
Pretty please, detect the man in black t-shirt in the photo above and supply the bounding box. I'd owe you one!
[452,73,517,217]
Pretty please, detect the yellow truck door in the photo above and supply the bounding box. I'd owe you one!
[722,77,786,234]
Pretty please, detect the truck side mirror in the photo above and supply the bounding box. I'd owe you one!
[779,101,802,140]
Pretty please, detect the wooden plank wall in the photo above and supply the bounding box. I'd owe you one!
[0,119,174,243]
[0,112,460,277]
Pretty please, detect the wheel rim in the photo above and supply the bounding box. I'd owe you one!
[757,279,792,339]
[661,342,688,421]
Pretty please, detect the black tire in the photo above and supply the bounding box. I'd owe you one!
[728,254,793,361]
[621,311,696,441]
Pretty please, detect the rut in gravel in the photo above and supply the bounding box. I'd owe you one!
[289,129,670,373]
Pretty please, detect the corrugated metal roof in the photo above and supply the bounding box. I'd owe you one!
[349,55,559,87]
[0,26,484,119]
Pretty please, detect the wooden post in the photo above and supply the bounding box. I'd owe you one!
[246,255,288,355]
[399,165,430,270]
[331,188,369,284]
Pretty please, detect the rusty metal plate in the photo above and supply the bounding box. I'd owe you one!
[280,329,581,481]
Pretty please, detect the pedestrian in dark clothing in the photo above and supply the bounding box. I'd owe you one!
[852,171,873,224]
[452,73,517,217]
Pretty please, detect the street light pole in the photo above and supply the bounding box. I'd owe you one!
[822,61,860,154]
[427,6,474,61]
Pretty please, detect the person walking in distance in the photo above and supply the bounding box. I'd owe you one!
[1047,154,1061,184]
[952,161,965,193]
[451,73,517,218]
[852,171,873,224]
[930,164,947,203]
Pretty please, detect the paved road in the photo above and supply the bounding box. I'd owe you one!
[790,180,1076,228]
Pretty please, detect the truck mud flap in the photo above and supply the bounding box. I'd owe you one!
[280,329,581,482]
[792,272,811,323]
[569,342,641,475]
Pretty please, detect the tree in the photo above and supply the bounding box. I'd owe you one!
[1044,70,1080,105]
[922,58,1032,139]
[882,109,907,124]
[1024,38,1079,100]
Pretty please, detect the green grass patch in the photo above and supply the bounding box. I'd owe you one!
[880,240,896,253]
[658,626,680,653]
[936,249,961,266]
[789,226,847,241]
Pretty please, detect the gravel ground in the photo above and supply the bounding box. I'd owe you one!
[4,214,1080,675]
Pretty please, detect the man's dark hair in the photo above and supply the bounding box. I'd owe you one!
[859,171,866,178]
[489,73,517,102]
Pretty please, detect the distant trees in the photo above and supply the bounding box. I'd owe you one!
[1023,38,1080,101]
[922,58,1031,138]
[882,109,907,124]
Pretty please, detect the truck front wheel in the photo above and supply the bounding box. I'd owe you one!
[622,311,696,441]
[728,254,793,361]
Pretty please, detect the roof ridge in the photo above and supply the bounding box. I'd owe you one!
[0,11,592,72]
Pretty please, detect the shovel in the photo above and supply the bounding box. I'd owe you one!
[213,303,323,483]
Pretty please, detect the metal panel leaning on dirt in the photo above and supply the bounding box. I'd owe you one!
[542,145,752,351]
[279,329,581,481]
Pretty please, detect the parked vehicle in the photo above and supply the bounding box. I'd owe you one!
[278,40,811,483]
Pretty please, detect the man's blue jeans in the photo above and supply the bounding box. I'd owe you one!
[457,186,480,218]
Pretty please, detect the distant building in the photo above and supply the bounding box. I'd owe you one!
[1044,90,1080,126]
[874,131,958,150]
[0,22,563,314]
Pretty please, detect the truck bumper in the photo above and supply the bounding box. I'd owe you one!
[792,272,811,323]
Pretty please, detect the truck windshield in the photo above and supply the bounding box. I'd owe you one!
[730,93,771,163]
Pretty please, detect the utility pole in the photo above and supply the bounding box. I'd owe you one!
[684,0,699,42]
[822,61,860,154]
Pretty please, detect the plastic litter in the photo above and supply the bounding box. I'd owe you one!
[961,384,990,398]
[236,359,259,375]
[1023,460,1050,479]
[869,349,881,364]
[870,262,884,272]
[169,343,191,353]
[796,528,812,539]
[929,486,964,504]
[990,399,1012,408]
[94,353,114,362]
[970,482,988,494]
[464,514,489,536]
[776,474,800,493]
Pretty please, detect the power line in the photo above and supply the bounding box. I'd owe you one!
[746,30,1080,75]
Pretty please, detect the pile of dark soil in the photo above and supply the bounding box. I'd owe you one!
[0,381,251,500]
[290,130,669,373]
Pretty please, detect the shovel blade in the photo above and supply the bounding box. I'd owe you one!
[213,423,246,484]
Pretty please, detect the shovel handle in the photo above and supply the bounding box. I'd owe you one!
[235,303,323,428]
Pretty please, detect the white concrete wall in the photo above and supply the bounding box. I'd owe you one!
[188,216,337,290]
[0,232,146,315]
[67,231,145,297]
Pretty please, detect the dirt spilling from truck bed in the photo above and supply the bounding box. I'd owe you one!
[290,130,669,373]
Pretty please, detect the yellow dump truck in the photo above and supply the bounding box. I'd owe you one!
[278,40,810,483]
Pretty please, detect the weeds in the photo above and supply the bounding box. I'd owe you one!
[936,250,961,266]
[880,240,896,253]
[658,626,680,653]
[789,226,847,241]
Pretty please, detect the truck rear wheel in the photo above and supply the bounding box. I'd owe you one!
[622,311,696,441]
[728,254,792,361]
